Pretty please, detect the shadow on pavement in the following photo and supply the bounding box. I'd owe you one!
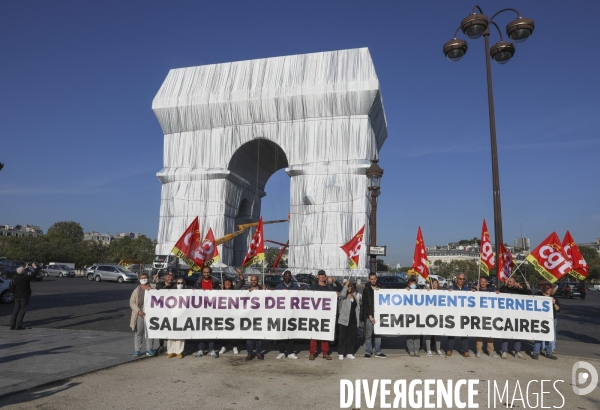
[0,345,74,365]
[0,339,40,350]
[0,381,80,406]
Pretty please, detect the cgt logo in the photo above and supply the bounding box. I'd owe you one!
[539,245,571,275]
[572,361,598,396]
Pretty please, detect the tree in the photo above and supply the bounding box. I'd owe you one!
[46,221,84,245]
[264,248,288,269]
[579,246,600,282]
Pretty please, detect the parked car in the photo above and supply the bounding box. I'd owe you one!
[555,281,586,299]
[85,265,98,280]
[263,274,310,290]
[589,284,600,291]
[378,276,408,289]
[183,272,224,288]
[295,273,317,286]
[0,260,43,281]
[0,277,15,303]
[417,274,448,288]
[46,264,76,278]
[91,265,138,283]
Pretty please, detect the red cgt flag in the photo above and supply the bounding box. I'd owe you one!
[341,225,365,269]
[242,217,265,268]
[198,228,220,267]
[412,227,429,280]
[526,232,573,283]
[479,219,495,276]
[562,231,588,281]
[497,243,514,282]
[172,217,203,272]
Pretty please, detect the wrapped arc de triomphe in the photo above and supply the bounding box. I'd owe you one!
[152,47,388,277]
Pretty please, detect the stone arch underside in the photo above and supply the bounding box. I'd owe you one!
[153,48,388,276]
[229,139,289,266]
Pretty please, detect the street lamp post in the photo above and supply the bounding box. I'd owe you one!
[366,157,384,274]
[443,5,534,261]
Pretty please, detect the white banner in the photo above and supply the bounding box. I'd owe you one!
[144,290,337,340]
[374,290,555,341]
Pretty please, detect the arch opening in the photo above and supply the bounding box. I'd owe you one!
[229,139,290,266]
[228,138,289,192]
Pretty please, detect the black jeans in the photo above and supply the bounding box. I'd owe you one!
[10,297,30,328]
[338,321,358,356]
[278,339,295,354]
[447,336,469,353]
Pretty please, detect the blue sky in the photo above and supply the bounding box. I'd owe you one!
[1,0,598,266]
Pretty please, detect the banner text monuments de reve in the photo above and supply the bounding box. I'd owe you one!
[374,290,554,341]
[145,290,337,340]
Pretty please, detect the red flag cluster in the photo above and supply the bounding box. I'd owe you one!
[475,218,587,283]
[172,218,220,272]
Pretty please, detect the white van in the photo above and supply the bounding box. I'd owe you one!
[417,274,448,288]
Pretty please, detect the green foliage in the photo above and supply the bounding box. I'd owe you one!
[579,246,600,282]
[376,259,393,272]
[264,248,288,269]
[458,237,480,246]
[431,259,479,281]
[0,221,154,268]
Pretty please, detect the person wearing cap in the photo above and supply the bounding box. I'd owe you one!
[361,272,387,359]
[9,263,40,330]
[308,270,334,360]
[532,283,560,360]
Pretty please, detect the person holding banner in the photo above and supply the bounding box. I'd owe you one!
[275,270,300,360]
[246,275,266,361]
[424,278,444,357]
[445,273,471,358]
[337,281,360,360]
[405,278,422,357]
[129,273,157,357]
[194,266,220,359]
[164,278,187,358]
[532,283,560,360]
[361,273,387,359]
[309,270,335,360]
[499,277,532,360]
[472,277,500,358]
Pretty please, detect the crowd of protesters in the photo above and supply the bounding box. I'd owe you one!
[129,268,560,361]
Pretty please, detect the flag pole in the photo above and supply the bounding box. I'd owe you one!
[508,260,527,281]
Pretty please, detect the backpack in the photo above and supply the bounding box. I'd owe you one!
[9,279,15,293]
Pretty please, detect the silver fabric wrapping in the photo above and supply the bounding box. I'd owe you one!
[153,48,388,277]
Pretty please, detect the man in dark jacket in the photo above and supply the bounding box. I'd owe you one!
[308,270,334,360]
[275,270,300,359]
[10,263,40,330]
[499,276,532,360]
[362,272,386,359]
[446,273,472,358]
